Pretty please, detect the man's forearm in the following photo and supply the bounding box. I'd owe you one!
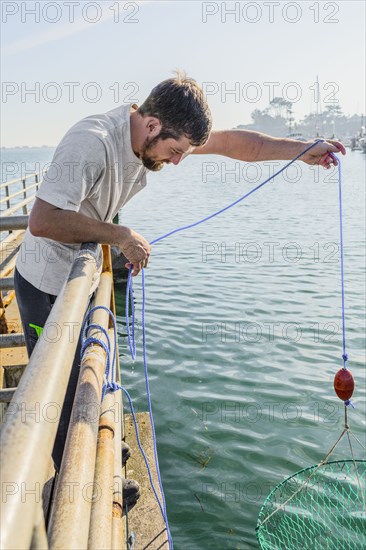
[29,198,151,276]
[220,130,309,162]
[194,129,345,168]
[29,198,129,246]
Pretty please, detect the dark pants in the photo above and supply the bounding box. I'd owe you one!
[14,268,86,471]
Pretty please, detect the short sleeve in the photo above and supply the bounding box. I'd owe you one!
[36,130,106,212]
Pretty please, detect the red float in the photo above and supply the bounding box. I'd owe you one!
[334,368,354,401]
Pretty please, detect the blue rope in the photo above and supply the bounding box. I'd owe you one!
[125,142,325,352]
[330,154,354,409]
[80,305,174,548]
[128,531,135,550]
[150,140,323,245]
[141,269,169,519]
[126,272,136,360]
[332,154,348,369]
[80,306,118,400]
[124,266,174,545]
[124,144,354,528]
[80,142,351,548]
[123,141,328,546]
[121,386,173,544]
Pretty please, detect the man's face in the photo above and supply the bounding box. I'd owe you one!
[140,133,194,172]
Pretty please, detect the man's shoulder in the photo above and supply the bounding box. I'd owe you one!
[60,104,130,149]
[74,104,130,133]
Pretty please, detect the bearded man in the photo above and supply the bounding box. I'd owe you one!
[14,71,345,504]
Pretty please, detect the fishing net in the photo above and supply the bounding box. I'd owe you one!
[255,157,366,549]
[256,459,366,550]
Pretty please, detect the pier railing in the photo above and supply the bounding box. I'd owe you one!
[0,171,44,217]
[0,243,125,549]
[0,172,43,332]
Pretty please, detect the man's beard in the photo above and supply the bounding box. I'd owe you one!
[139,135,168,172]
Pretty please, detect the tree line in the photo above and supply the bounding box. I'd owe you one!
[237,98,363,139]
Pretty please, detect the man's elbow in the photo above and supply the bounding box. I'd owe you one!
[28,213,46,237]
[28,198,57,237]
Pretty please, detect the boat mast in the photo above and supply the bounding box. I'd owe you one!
[315,75,323,137]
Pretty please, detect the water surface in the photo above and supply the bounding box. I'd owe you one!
[2,147,365,549]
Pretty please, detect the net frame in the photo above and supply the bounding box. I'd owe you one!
[256,459,366,550]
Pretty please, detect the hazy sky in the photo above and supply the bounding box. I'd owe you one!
[1,0,365,146]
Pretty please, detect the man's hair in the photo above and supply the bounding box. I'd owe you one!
[138,71,212,146]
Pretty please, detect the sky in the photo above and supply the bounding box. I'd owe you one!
[1,0,365,147]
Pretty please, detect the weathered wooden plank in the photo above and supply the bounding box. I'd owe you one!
[124,412,169,549]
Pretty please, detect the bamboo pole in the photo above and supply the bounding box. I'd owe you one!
[0,255,17,279]
[47,268,113,549]
[3,290,15,307]
[88,389,116,549]
[0,243,99,550]
[112,386,124,550]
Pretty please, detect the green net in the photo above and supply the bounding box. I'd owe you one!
[256,460,366,550]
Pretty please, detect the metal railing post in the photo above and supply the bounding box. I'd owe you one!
[22,178,27,214]
[112,389,124,550]
[88,389,116,549]
[5,183,10,210]
[0,243,99,550]
[47,266,113,549]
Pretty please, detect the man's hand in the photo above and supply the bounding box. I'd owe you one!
[300,140,346,169]
[117,227,151,277]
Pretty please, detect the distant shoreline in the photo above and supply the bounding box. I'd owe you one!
[1,146,55,150]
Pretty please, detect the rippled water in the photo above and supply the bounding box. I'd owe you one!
[117,152,365,549]
[2,148,365,549]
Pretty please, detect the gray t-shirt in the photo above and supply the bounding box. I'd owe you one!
[16,104,147,295]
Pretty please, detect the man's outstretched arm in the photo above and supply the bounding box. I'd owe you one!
[191,130,346,168]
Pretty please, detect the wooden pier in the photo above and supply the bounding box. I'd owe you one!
[0,172,169,549]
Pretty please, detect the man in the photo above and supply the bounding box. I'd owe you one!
[14,71,345,503]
